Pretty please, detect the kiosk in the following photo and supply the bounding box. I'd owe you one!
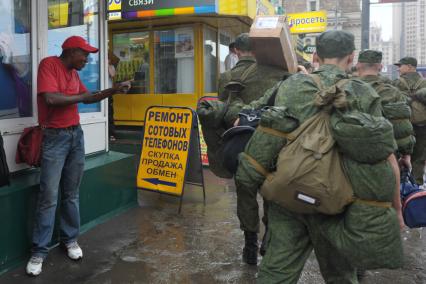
[108,0,276,126]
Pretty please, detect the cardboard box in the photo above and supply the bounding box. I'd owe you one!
[249,16,298,73]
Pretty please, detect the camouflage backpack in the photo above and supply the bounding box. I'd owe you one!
[260,75,354,215]
[399,77,426,125]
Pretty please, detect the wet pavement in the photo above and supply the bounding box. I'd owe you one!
[1,169,426,284]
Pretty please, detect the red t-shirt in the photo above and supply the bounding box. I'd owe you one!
[37,56,88,128]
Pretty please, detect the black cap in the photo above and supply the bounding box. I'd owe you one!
[358,50,382,63]
[234,33,252,52]
[394,57,417,67]
[316,30,355,59]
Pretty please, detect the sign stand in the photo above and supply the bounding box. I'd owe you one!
[137,106,205,213]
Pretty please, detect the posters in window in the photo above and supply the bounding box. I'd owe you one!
[175,28,194,58]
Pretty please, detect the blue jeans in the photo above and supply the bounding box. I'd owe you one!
[31,126,85,258]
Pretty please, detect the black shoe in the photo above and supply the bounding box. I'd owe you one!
[243,246,258,265]
[357,269,366,281]
[243,231,258,265]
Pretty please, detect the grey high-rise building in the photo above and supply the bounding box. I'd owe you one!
[393,0,426,65]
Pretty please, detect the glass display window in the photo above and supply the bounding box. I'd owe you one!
[112,31,150,94]
[154,27,195,94]
[203,26,218,93]
[47,0,100,113]
[0,0,32,120]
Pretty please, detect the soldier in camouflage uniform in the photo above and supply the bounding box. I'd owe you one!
[217,33,289,265]
[393,57,426,184]
[356,50,414,168]
[251,31,402,284]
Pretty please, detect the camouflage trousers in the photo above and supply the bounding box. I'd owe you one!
[412,125,426,184]
[257,203,358,284]
[236,180,268,233]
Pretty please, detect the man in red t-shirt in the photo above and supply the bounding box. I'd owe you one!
[26,36,130,276]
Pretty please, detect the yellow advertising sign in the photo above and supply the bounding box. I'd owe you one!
[287,10,327,34]
[48,3,69,28]
[108,0,122,11]
[137,107,193,196]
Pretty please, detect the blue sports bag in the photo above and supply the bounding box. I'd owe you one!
[400,169,426,228]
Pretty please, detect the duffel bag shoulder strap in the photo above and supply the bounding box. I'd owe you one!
[309,73,324,90]
[239,62,257,83]
[401,77,423,95]
[413,77,424,92]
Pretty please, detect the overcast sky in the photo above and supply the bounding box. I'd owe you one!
[370,2,393,41]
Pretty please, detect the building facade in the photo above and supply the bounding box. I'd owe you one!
[282,0,362,59]
[392,0,426,65]
[370,24,394,78]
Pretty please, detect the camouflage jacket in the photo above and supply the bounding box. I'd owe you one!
[361,75,414,155]
[218,56,289,103]
[246,64,382,123]
[217,56,289,126]
[393,72,426,95]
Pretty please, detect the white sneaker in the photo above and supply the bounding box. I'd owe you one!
[66,242,83,260]
[26,256,43,276]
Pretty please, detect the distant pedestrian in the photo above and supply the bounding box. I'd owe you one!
[393,57,426,185]
[224,42,238,71]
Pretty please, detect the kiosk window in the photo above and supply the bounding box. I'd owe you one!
[112,32,150,94]
[204,27,217,93]
[47,0,100,113]
[154,28,194,94]
[0,0,32,120]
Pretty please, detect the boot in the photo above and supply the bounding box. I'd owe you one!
[242,231,258,265]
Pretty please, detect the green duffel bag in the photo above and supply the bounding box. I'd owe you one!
[342,157,395,201]
[313,201,403,270]
[197,99,233,179]
[391,119,414,139]
[331,111,397,164]
[382,101,411,120]
[396,135,416,156]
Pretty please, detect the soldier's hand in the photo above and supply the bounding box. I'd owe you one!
[397,209,405,231]
[297,65,309,74]
[398,155,412,171]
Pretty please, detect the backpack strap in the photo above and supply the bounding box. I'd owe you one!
[309,73,324,90]
[240,62,257,82]
[374,81,388,94]
[398,77,410,92]
[398,77,421,96]
[309,73,350,93]
[309,74,350,110]
[241,152,271,179]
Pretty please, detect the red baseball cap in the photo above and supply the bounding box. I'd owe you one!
[62,36,99,53]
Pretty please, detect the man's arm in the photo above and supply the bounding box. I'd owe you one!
[42,81,131,107]
[388,153,405,230]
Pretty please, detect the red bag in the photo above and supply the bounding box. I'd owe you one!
[15,126,43,167]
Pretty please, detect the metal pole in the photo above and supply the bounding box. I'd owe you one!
[400,1,406,58]
[361,0,370,50]
[335,0,339,29]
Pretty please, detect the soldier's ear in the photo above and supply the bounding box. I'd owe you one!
[313,52,320,64]
[347,52,355,66]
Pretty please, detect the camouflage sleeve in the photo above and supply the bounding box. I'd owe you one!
[218,72,231,102]
[240,81,283,111]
